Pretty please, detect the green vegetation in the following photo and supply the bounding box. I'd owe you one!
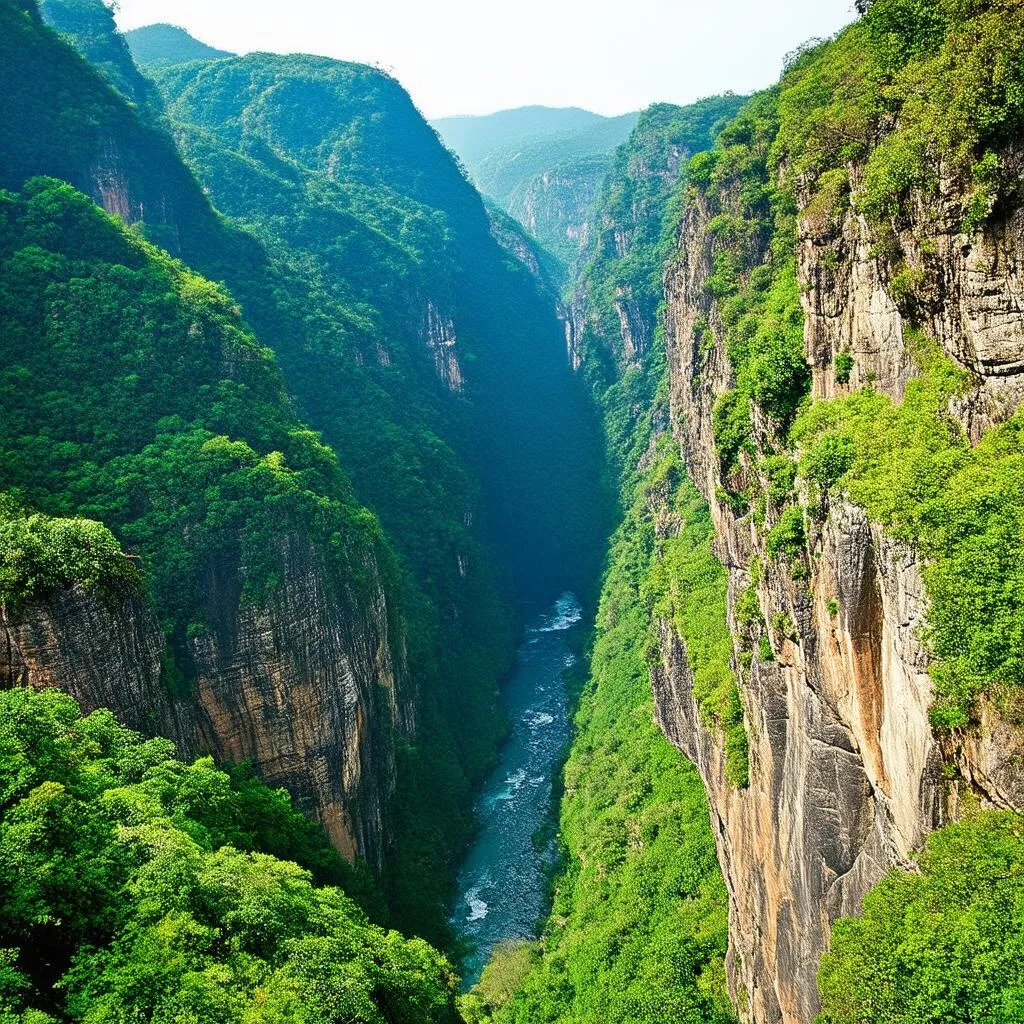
[0,501,141,611]
[817,811,1024,1024]
[695,91,811,483]
[773,0,1024,228]
[39,0,165,117]
[576,96,746,371]
[144,49,607,942]
[465,100,749,1019]
[4,0,609,948]
[689,1,1024,731]
[463,398,734,1023]
[646,445,749,786]
[0,687,459,1024]
[792,340,1024,727]
[124,22,232,67]
[833,351,854,385]
[0,178,383,638]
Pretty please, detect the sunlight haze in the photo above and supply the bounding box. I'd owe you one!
[112,0,859,117]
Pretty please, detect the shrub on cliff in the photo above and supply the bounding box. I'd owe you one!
[818,811,1024,1024]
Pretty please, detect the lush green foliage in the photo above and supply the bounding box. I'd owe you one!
[694,90,811,479]
[645,444,748,786]
[5,2,609,946]
[0,687,459,1024]
[39,0,165,118]
[773,0,1024,227]
[0,500,141,611]
[144,50,608,942]
[0,178,384,640]
[792,341,1024,726]
[577,96,746,372]
[817,811,1024,1024]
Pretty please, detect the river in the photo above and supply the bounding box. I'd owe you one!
[451,592,584,986]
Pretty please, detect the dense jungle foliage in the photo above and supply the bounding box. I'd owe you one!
[2,0,608,948]
[0,687,460,1024]
[818,811,1024,1024]
[574,96,746,372]
[677,1,1024,1016]
[0,177,387,637]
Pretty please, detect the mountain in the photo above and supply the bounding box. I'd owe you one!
[431,105,608,168]
[8,1,1024,1023]
[39,0,165,115]
[125,21,233,66]
[0,0,607,953]
[433,106,640,273]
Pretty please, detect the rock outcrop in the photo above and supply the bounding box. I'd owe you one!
[658,160,1024,1023]
[0,533,408,872]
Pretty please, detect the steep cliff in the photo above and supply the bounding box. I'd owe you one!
[0,180,409,878]
[659,5,1024,1021]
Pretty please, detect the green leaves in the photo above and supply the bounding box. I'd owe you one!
[0,688,461,1024]
[818,812,1024,1024]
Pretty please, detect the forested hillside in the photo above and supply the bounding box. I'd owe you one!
[1,0,606,954]
[0,688,461,1023]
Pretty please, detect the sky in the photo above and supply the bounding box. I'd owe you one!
[112,0,859,120]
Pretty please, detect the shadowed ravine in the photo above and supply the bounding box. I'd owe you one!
[452,593,583,985]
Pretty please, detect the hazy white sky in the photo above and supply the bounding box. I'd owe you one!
[113,0,859,120]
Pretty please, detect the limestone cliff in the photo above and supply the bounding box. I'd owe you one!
[0,533,408,873]
[658,145,1024,1024]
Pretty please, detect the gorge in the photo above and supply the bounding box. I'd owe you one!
[3,1,1024,1023]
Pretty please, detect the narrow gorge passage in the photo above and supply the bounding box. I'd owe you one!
[452,593,583,984]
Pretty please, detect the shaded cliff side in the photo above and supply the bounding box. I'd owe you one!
[0,180,408,879]
[659,5,1024,1021]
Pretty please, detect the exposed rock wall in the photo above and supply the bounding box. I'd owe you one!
[659,167,1024,1023]
[0,534,407,872]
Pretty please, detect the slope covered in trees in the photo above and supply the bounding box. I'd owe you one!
[0,687,460,1024]
[0,0,608,950]
[125,22,233,67]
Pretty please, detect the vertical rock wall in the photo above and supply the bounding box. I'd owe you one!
[658,161,1024,1023]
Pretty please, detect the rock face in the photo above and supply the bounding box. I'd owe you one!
[0,534,408,872]
[422,300,465,393]
[659,164,1024,1023]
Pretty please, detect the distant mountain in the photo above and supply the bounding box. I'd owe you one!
[433,105,640,277]
[125,22,233,67]
[431,105,607,167]
[432,103,638,276]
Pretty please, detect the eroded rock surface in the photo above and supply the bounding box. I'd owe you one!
[0,533,407,872]
[659,164,1024,1023]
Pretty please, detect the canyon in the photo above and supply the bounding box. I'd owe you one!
[3,2,1024,1023]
